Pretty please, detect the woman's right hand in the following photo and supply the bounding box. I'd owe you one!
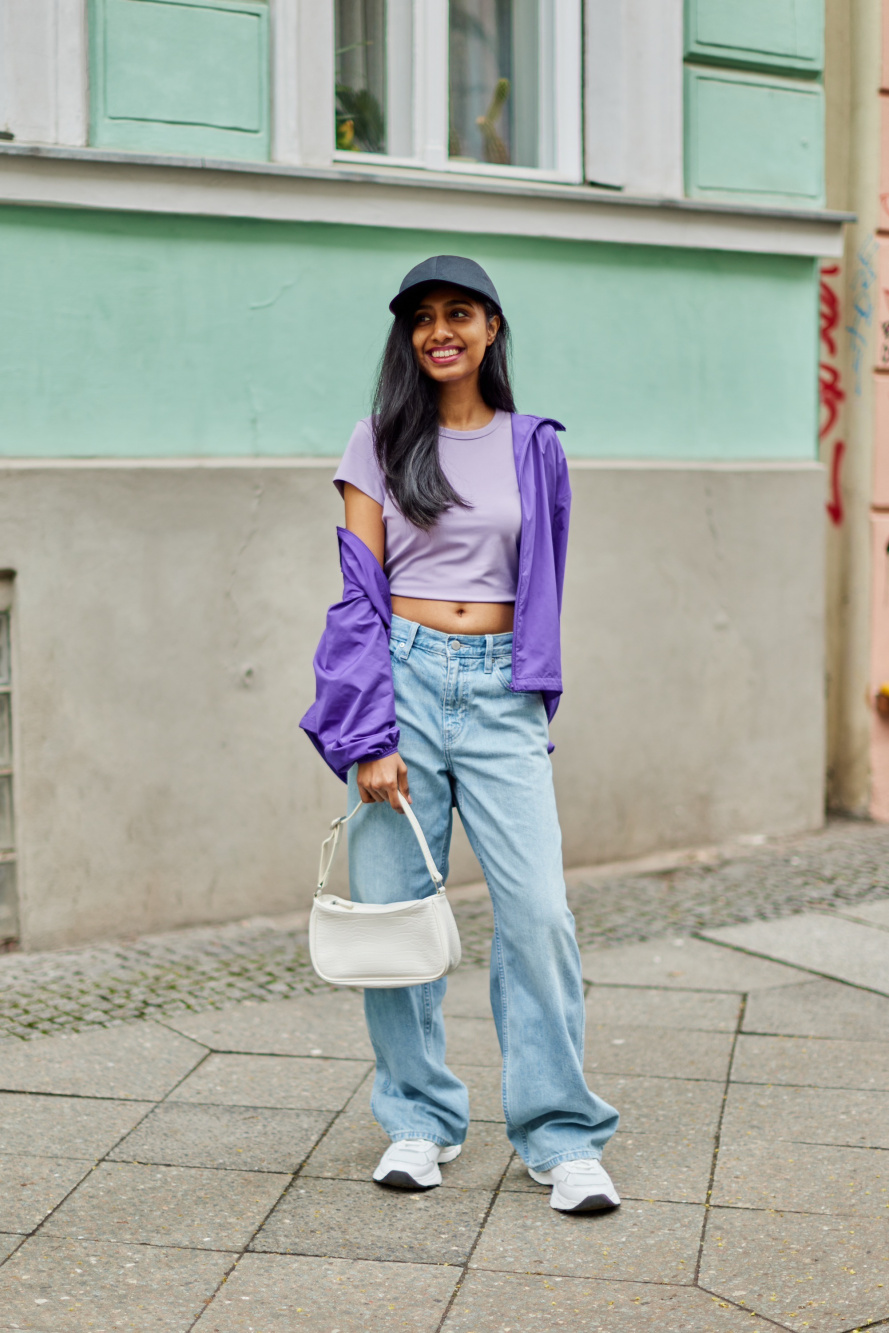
[356,753,411,812]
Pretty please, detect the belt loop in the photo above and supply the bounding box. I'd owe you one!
[402,619,421,660]
[484,634,494,674]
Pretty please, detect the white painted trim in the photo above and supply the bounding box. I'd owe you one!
[584,0,625,187]
[294,0,335,167]
[0,148,849,256]
[623,0,684,198]
[0,0,87,147]
[0,0,56,144]
[271,0,301,164]
[417,0,448,171]
[55,0,88,147]
[554,0,583,182]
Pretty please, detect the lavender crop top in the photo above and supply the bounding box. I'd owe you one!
[333,410,521,602]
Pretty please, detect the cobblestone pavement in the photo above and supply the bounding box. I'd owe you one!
[0,816,887,1041]
[1,888,888,1331]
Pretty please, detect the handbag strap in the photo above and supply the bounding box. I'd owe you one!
[316,790,444,895]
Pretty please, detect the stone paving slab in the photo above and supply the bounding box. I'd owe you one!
[162,990,373,1059]
[41,1161,289,1250]
[108,1102,332,1173]
[586,987,741,1032]
[0,1092,151,1158]
[731,1034,889,1090]
[590,1073,726,1137]
[580,937,805,991]
[440,1016,502,1066]
[443,1271,782,1332]
[836,898,889,928]
[470,1195,704,1282]
[0,1022,207,1100]
[702,912,889,995]
[0,1235,22,1263]
[450,1063,504,1122]
[168,1052,371,1111]
[501,1131,715,1205]
[743,976,889,1039]
[443,966,492,1018]
[252,1177,492,1265]
[712,1139,889,1216]
[699,1207,889,1333]
[0,1236,233,1332]
[584,1025,735,1081]
[720,1082,889,1149]
[0,1156,93,1234]
[193,1253,459,1333]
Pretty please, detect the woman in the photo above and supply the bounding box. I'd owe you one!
[301,255,620,1212]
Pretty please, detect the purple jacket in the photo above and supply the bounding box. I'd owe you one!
[300,415,571,781]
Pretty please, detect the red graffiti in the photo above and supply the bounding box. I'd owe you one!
[827,440,845,526]
[820,265,841,357]
[820,264,846,525]
[819,363,846,440]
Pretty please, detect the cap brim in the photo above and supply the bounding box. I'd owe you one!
[389,280,500,315]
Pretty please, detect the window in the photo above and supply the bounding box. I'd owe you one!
[332,0,580,179]
[448,0,554,170]
[334,0,414,158]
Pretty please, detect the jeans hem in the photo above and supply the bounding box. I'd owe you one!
[388,1131,465,1148]
[526,1147,604,1172]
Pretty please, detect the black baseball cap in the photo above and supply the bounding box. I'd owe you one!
[389,255,502,315]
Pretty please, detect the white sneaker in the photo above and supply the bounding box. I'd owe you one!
[528,1158,621,1212]
[372,1138,462,1190]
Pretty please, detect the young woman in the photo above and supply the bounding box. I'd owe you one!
[302,255,620,1212]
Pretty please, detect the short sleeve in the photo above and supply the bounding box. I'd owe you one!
[334,418,386,506]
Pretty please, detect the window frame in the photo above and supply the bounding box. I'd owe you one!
[329,0,583,183]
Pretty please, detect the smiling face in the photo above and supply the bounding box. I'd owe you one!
[410,285,501,386]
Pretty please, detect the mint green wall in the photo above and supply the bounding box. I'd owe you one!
[686,0,824,76]
[90,0,270,160]
[685,67,824,207]
[0,207,818,461]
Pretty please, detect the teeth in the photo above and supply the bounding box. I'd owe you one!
[431,350,459,360]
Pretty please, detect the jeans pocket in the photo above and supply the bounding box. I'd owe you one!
[493,658,513,690]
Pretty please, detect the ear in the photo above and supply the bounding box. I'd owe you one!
[486,313,501,347]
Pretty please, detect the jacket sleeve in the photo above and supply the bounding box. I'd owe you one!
[299,531,400,782]
[549,434,572,616]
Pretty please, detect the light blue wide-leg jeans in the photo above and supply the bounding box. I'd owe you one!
[347,615,619,1172]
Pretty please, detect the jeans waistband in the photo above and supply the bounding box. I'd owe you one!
[389,613,513,659]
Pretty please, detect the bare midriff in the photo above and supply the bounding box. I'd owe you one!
[391,596,515,636]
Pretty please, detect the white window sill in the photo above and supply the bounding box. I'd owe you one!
[0,142,852,257]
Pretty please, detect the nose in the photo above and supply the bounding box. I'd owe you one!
[430,315,453,342]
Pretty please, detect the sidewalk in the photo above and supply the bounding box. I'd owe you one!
[0,824,888,1331]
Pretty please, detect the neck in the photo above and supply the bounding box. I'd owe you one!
[437,374,496,432]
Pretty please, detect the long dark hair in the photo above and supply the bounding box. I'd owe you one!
[371,289,516,530]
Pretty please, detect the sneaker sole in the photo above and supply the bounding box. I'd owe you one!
[375,1168,439,1190]
[551,1190,621,1213]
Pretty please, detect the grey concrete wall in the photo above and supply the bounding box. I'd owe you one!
[0,460,825,949]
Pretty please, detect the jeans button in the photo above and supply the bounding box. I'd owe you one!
[450,640,462,651]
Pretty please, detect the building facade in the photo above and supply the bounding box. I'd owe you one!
[0,0,846,948]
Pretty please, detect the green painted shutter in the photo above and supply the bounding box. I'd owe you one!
[685,67,824,206]
[90,0,270,160]
[686,0,824,76]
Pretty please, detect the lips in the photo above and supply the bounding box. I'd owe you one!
[428,347,463,362]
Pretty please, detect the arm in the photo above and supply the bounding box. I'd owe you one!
[343,484,411,813]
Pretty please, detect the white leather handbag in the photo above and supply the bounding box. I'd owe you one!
[309,792,462,988]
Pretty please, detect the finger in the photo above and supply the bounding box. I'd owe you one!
[398,771,411,805]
